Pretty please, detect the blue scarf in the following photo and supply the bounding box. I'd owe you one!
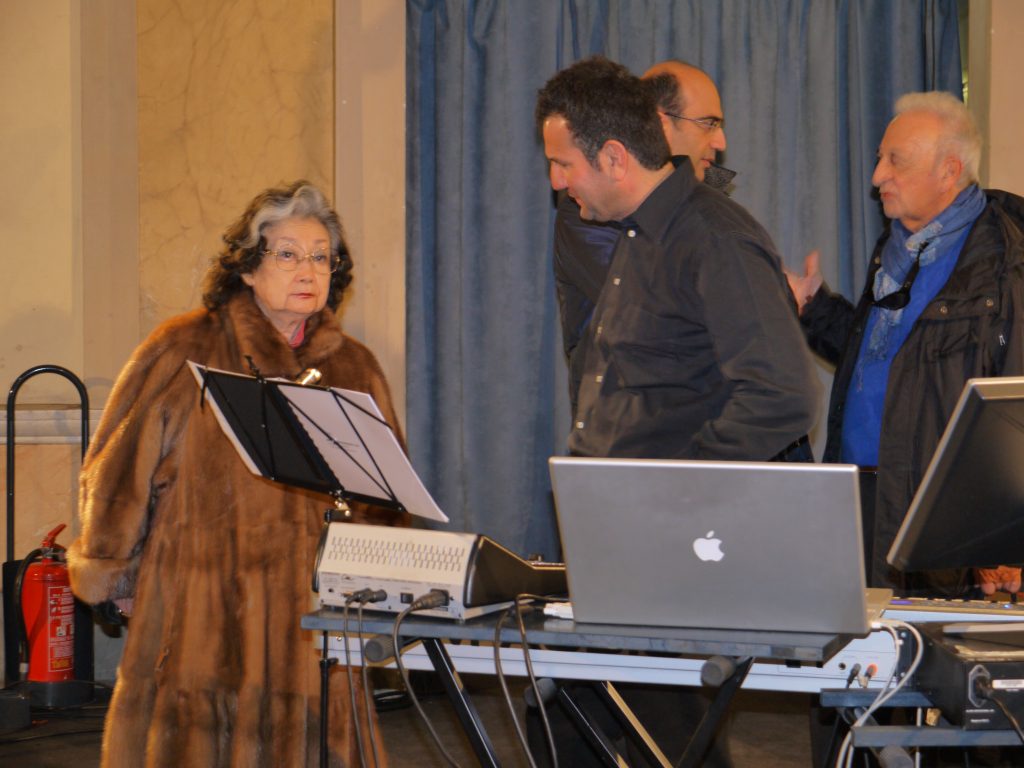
[865,184,986,359]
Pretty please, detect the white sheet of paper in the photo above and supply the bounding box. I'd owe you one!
[280,383,448,522]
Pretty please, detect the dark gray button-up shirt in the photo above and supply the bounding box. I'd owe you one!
[569,161,819,460]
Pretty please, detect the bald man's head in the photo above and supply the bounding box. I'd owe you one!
[643,60,727,181]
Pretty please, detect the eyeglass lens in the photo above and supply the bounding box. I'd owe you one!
[270,249,337,274]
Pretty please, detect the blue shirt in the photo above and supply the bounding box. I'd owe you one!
[841,226,972,466]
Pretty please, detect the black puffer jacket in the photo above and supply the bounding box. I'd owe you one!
[802,190,1024,595]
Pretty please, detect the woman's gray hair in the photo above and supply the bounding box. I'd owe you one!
[202,180,353,310]
[894,91,982,187]
[231,182,343,251]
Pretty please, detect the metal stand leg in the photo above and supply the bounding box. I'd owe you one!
[593,681,672,768]
[557,659,751,768]
[556,684,632,768]
[675,656,753,768]
[422,637,501,767]
[320,630,338,768]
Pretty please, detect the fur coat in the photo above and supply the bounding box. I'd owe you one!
[68,292,407,767]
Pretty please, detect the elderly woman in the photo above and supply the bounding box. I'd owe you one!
[68,181,406,767]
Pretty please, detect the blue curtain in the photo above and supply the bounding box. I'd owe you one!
[405,0,962,559]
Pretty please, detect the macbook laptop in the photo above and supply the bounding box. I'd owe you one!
[549,456,887,636]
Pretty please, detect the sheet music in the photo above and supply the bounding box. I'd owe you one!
[280,383,448,522]
[189,361,448,522]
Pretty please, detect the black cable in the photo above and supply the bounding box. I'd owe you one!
[12,548,43,676]
[844,663,862,689]
[26,711,107,720]
[492,600,538,768]
[16,696,111,720]
[391,591,463,768]
[0,727,105,745]
[357,603,380,768]
[4,678,114,695]
[342,595,368,768]
[356,591,386,768]
[512,594,559,768]
[976,683,1024,744]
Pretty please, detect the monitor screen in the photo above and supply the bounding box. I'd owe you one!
[887,377,1024,571]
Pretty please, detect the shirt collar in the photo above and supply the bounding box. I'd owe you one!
[618,157,700,242]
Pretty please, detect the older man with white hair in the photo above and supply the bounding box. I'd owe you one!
[789,91,1024,596]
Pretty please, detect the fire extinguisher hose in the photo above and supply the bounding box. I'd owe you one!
[12,548,44,679]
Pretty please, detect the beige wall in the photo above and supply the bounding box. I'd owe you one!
[81,2,140,403]
[970,0,1024,194]
[335,1,407,424]
[0,442,82,558]
[0,2,82,403]
[136,0,335,333]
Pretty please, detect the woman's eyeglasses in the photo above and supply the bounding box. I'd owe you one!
[264,248,339,274]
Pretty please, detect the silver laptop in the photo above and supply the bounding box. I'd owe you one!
[549,456,885,636]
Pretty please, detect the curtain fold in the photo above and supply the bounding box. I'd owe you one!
[406,0,962,559]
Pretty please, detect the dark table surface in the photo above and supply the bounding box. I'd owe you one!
[302,605,850,663]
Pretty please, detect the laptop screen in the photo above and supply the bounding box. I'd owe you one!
[549,457,870,635]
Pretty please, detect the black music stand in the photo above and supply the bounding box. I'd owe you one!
[189,361,447,522]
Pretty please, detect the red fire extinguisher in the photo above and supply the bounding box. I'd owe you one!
[15,523,75,683]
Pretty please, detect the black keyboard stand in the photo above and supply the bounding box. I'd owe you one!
[317,631,338,768]
[421,637,501,767]
[554,655,754,768]
[680,656,753,767]
[305,607,842,767]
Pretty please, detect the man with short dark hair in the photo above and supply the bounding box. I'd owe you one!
[554,59,736,416]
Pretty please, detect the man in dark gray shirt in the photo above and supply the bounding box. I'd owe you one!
[555,60,735,416]
[538,56,819,462]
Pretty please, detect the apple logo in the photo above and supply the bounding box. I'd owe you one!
[692,531,724,562]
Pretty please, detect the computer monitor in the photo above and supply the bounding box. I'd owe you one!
[887,377,1024,571]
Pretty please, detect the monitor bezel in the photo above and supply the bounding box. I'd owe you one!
[887,376,1024,571]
